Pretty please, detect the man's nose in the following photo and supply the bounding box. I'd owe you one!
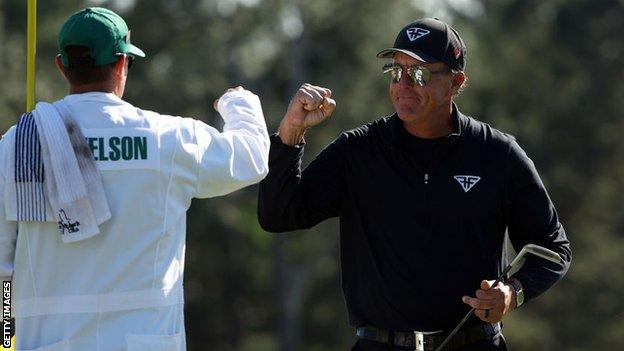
[398,71,415,87]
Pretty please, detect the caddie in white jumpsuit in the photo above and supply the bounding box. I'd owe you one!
[0,8,269,351]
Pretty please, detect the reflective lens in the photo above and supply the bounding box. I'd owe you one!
[383,63,404,83]
[409,66,430,86]
[119,54,135,69]
[382,63,439,86]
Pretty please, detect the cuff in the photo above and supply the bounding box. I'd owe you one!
[269,134,304,164]
[217,89,263,123]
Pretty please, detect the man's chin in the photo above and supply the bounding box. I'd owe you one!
[396,110,421,123]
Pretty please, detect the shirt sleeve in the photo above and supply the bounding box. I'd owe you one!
[0,130,18,282]
[192,89,270,198]
[505,139,572,303]
[257,133,347,232]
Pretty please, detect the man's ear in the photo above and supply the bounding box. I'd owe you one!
[114,55,127,78]
[55,55,68,79]
[450,71,466,95]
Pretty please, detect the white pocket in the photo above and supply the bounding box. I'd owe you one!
[126,332,183,351]
[16,339,69,351]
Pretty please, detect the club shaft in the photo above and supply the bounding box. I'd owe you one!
[435,307,473,351]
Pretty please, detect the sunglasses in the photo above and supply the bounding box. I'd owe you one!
[116,54,135,69]
[126,55,135,69]
[382,63,451,86]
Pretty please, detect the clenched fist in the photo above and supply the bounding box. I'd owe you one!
[213,86,245,111]
[278,83,336,146]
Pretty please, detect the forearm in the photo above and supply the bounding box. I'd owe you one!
[219,89,270,183]
[258,135,307,232]
[277,120,306,146]
[511,227,571,302]
[506,140,572,303]
[258,83,340,232]
[194,89,270,197]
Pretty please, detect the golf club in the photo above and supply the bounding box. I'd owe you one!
[434,244,562,351]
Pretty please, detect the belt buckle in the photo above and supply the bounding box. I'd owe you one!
[414,331,425,351]
[413,330,442,351]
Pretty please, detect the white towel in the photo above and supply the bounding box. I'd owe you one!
[5,101,111,243]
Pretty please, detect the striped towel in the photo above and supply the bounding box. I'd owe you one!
[5,101,111,243]
[11,112,47,221]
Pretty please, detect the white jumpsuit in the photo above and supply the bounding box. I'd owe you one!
[0,90,270,351]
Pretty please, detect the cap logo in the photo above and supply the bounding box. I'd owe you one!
[406,27,430,41]
[454,46,461,59]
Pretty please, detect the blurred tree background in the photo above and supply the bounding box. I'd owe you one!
[1,0,623,350]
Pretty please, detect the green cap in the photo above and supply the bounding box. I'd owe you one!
[58,7,145,67]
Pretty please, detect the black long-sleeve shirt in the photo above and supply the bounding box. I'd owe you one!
[258,106,571,331]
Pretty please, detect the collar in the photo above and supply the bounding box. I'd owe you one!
[62,92,130,106]
[387,103,467,148]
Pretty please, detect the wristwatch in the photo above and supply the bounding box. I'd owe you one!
[507,278,525,308]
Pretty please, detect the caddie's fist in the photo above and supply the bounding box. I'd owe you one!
[214,86,245,111]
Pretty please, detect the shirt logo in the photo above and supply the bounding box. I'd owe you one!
[406,27,430,41]
[454,175,481,192]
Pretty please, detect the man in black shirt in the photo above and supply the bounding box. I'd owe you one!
[258,18,571,351]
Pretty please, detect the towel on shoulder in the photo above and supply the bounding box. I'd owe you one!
[4,100,110,243]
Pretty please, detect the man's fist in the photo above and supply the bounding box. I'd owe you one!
[278,83,336,146]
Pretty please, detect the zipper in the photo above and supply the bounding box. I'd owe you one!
[423,172,431,241]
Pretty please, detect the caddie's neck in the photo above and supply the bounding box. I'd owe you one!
[55,55,127,99]
[68,81,125,98]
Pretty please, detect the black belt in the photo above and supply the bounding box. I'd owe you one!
[356,323,501,351]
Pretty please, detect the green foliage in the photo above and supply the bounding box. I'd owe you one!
[1,0,622,350]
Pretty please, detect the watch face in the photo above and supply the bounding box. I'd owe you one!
[510,279,524,306]
[516,290,524,306]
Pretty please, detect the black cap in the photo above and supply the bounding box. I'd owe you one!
[377,18,466,71]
